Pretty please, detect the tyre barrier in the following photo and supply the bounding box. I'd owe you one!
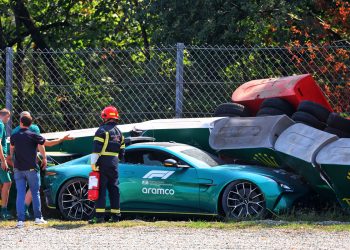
[324,126,350,138]
[209,115,294,167]
[326,113,350,134]
[259,97,295,116]
[210,101,350,211]
[291,111,327,130]
[256,107,288,117]
[297,100,331,123]
[214,103,251,117]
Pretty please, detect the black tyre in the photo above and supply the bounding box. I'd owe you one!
[297,101,330,123]
[324,126,350,138]
[327,113,350,133]
[260,98,295,116]
[291,111,326,130]
[256,107,287,117]
[58,178,95,220]
[221,181,266,219]
[214,103,251,117]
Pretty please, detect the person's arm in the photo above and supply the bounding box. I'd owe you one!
[6,155,13,168]
[0,143,8,171]
[119,135,126,162]
[0,123,8,170]
[38,144,47,170]
[44,134,74,147]
[9,144,14,162]
[90,153,100,171]
[8,143,15,170]
[91,131,106,171]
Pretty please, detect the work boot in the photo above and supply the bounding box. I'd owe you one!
[1,211,14,220]
[1,207,14,220]
[108,215,120,223]
[88,217,104,224]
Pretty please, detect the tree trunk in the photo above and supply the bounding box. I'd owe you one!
[12,0,74,130]
[12,0,62,86]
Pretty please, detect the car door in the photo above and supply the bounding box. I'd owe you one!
[120,148,199,214]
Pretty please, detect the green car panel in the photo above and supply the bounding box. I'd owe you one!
[134,117,223,154]
[316,139,350,212]
[43,142,309,220]
[274,123,339,202]
[275,152,337,202]
[32,124,135,156]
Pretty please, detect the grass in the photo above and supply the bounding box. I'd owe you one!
[1,218,350,231]
[1,207,349,231]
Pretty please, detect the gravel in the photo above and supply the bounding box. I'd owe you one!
[0,225,349,249]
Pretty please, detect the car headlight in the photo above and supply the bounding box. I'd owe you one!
[279,183,294,192]
[45,171,57,176]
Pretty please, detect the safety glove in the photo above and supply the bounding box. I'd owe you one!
[91,164,99,172]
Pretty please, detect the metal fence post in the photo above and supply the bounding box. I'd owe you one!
[175,43,184,118]
[5,47,13,135]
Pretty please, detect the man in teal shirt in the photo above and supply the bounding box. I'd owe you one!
[0,108,13,220]
[11,111,40,135]
[10,111,41,219]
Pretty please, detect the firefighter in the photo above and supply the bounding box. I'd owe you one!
[89,106,125,223]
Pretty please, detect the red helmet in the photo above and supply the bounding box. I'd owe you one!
[101,106,119,120]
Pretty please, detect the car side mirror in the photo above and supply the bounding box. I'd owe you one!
[163,159,178,168]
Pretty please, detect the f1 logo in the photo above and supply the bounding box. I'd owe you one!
[143,170,175,179]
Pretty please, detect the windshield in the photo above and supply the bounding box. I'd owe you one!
[180,148,224,167]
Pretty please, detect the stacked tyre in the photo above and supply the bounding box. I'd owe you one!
[214,100,350,139]
[324,113,350,138]
[291,101,330,130]
[214,103,251,117]
[256,98,295,117]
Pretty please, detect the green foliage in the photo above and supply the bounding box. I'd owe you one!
[0,0,349,130]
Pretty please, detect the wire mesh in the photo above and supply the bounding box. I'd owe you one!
[2,44,349,132]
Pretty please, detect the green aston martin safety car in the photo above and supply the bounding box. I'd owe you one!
[43,142,309,220]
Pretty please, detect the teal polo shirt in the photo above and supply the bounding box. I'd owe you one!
[12,124,40,136]
[0,120,7,157]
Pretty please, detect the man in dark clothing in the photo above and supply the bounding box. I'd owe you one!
[89,106,125,224]
[10,116,73,228]
[10,111,41,219]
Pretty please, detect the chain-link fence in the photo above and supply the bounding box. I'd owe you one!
[0,50,6,110]
[1,43,350,133]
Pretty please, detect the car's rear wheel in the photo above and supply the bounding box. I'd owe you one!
[221,181,266,219]
[58,178,95,220]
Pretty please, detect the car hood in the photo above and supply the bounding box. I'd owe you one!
[214,164,306,188]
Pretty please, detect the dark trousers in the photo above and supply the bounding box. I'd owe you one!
[95,165,120,218]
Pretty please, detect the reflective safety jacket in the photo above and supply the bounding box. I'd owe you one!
[93,121,125,167]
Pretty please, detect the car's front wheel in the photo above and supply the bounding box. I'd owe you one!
[58,178,95,220]
[221,181,266,219]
